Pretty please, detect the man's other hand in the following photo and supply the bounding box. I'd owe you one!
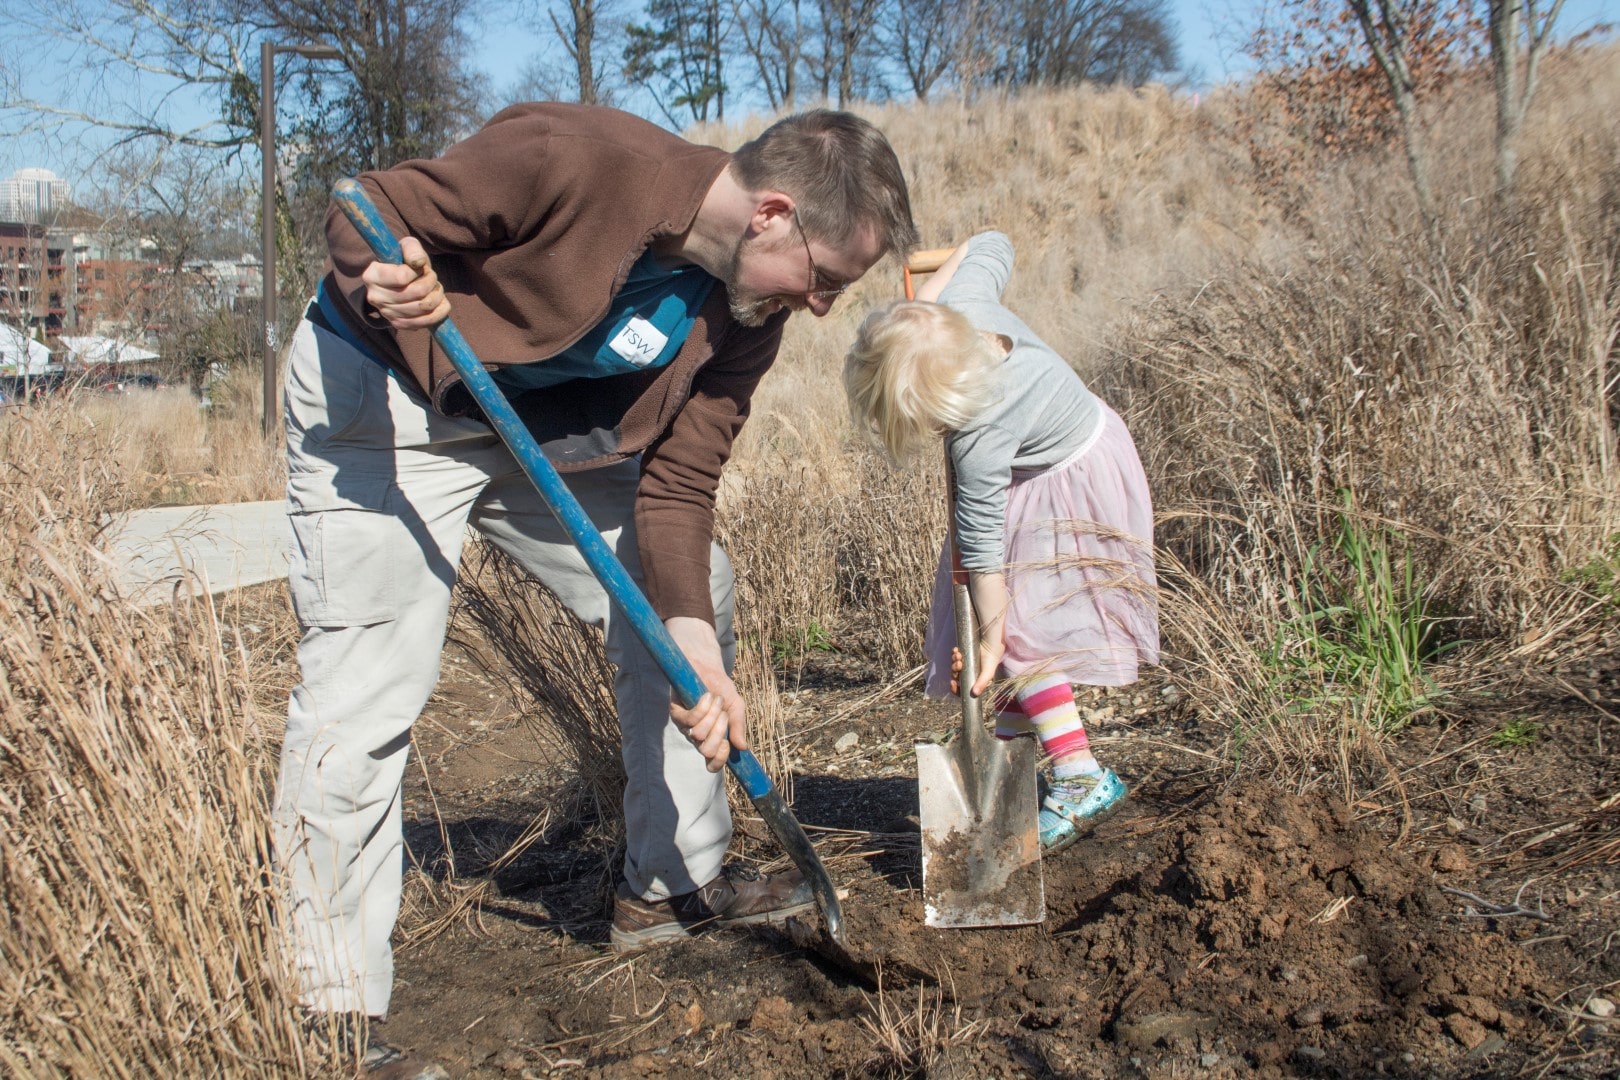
[361,236,452,330]
[665,616,747,773]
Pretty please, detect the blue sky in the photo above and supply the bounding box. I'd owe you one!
[2,0,1614,190]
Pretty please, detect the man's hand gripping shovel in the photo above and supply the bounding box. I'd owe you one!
[905,248,1045,928]
[331,178,852,955]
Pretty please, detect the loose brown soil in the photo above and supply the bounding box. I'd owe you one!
[243,591,1614,1079]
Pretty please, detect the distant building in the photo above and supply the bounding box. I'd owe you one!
[0,169,263,356]
[0,221,56,338]
[181,255,263,312]
[0,168,72,224]
[73,232,160,338]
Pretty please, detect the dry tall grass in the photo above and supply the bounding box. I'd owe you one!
[449,541,795,829]
[703,50,1619,789]
[0,402,324,1076]
[73,365,284,509]
[1104,47,1620,785]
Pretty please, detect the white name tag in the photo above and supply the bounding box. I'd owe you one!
[608,317,668,367]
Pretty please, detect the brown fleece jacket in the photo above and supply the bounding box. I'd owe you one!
[321,102,787,625]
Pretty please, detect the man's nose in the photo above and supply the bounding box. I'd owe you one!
[806,292,837,317]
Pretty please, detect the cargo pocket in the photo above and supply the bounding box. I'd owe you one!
[287,321,395,451]
[288,488,410,627]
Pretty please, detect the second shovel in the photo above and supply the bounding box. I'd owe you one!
[916,457,1044,928]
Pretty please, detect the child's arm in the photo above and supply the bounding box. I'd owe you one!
[967,571,1009,698]
[914,242,971,303]
[924,232,1014,308]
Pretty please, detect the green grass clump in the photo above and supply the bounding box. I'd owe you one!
[1561,533,1620,611]
[1491,718,1542,748]
[1266,493,1460,735]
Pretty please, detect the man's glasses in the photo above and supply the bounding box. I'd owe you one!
[793,213,850,301]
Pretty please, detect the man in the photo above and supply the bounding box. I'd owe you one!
[274,102,916,1074]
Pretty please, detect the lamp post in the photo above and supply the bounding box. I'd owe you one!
[261,40,343,438]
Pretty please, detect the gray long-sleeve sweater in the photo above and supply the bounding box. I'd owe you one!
[941,232,1104,570]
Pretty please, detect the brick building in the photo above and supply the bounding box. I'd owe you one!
[2,167,263,356]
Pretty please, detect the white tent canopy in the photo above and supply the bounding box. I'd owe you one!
[0,324,51,375]
[60,335,159,366]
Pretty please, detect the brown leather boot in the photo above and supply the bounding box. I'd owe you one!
[363,1036,450,1080]
[611,865,814,952]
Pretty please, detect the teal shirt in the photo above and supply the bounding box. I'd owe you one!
[491,250,717,394]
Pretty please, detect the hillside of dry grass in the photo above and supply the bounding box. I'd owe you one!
[713,46,1620,790]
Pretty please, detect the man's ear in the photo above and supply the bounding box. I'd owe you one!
[749,191,796,236]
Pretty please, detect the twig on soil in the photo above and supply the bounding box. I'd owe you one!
[786,665,926,741]
[1369,738,1414,844]
[1092,735,1225,762]
[1440,880,1553,921]
[1357,733,1494,806]
[410,733,457,878]
[1484,792,1620,872]
[1551,676,1620,726]
[536,1052,586,1070]
[1310,896,1355,924]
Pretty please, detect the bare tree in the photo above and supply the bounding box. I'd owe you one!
[1,0,259,152]
[806,0,887,105]
[1344,0,1446,230]
[242,0,485,171]
[992,0,1179,88]
[548,0,609,103]
[96,145,253,272]
[80,144,259,380]
[732,0,804,110]
[624,0,729,124]
[1487,0,1566,192]
[883,0,965,101]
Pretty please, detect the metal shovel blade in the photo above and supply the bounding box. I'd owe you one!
[917,734,1044,927]
[917,581,1044,928]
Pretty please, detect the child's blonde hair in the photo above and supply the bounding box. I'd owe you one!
[844,300,1001,462]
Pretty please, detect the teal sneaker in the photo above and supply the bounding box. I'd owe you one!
[1039,769,1128,854]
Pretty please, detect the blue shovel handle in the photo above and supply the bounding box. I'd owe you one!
[331,178,842,942]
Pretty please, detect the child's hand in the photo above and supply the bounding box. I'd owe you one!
[948,642,1004,698]
[972,635,1005,698]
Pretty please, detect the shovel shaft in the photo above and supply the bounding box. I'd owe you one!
[332,178,843,941]
[946,454,992,807]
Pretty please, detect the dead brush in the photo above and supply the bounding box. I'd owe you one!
[202,363,288,503]
[1096,102,1620,793]
[716,455,844,678]
[858,970,988,1078]
[0,401,324,1076]
[77,363,285,508]
[452,540,625,829]
[830,447,948,673]
[444,541,796,887]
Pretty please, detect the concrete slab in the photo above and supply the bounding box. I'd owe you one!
[108,500,291,604]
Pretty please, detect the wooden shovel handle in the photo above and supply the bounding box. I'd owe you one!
[903,246,958,300]
[906,247,958,274]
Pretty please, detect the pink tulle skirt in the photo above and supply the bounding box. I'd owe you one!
[924,403,1159,697]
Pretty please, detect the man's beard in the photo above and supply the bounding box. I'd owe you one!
[727,290,776,328]
[719,232,785,328]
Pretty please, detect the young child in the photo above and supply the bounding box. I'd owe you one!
[844,231,1159,854]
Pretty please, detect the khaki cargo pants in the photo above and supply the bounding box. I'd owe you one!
[274,317,734,1016]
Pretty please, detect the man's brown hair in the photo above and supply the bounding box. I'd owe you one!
[730,109,918,260]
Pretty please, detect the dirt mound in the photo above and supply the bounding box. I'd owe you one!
[1054,783,1548,1073]
[377,656,1619,1077]
[478,780,1547,1078]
